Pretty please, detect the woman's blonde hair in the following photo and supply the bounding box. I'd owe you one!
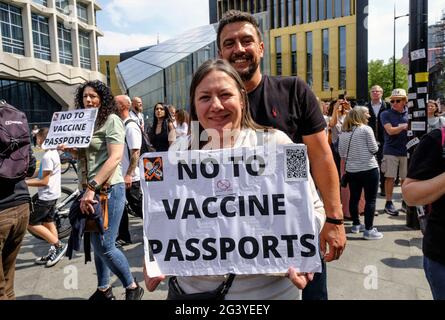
[342,106,369,132]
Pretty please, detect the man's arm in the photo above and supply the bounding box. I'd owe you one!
[383,123,407,135]
[303,130,346,262]
[125,148,140,189]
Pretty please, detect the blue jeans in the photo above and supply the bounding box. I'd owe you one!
[90,183,134,289]
[424,256,445,300]
[348,168,379,230]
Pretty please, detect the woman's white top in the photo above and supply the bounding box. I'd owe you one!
[338,125,379,173]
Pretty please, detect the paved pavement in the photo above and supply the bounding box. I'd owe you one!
[15,149,432,300]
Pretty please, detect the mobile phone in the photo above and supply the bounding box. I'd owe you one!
[338,94,345,100]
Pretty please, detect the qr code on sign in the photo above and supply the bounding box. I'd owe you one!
[284,146,308,182]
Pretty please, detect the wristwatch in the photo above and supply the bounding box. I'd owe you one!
[87,179,98,192]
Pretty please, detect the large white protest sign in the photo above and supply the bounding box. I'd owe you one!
[42,109,97,150]
[141,144,321,277]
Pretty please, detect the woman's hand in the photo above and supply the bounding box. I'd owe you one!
[287,267,314,290]
[57,144,78,158]
[80,188,98,214]
[143,262,166,292]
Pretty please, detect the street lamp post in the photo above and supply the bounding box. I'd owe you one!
[393,5,409,89]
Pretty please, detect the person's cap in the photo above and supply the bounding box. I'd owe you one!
[390,88,407,99]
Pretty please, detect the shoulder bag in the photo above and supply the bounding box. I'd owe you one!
[340,127,356,188]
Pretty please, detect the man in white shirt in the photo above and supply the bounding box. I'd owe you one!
[130,97,145,132]
[116,95,143,246]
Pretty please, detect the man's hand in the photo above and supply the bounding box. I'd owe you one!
[124,174,132,189]
[287,267,314,289]
[143,262,166,292]
[320,223,346,262]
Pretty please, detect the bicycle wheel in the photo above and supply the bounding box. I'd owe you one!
[29,186,76,240]
[56,186,78,239]
[61,162,71,174]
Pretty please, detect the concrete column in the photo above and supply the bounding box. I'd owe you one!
[90,31,98,71]
[71,23,80,68]
[49,14,60,63]
[88,1,95,26]
[22,3,33,58]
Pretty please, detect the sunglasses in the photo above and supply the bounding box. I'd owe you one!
[390,99,402,104]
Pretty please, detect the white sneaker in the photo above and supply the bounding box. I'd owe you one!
[351,224,365,234]
[35,246,56,265]
[363,228,383,240]
[46,242,67,267]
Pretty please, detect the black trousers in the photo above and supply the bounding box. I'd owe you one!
[117,181,143,242]
[302,257,328,300]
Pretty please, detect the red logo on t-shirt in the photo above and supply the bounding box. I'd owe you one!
[272,107,278,118]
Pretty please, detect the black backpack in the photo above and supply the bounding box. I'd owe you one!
[124,119,154,155]
[0,100,30,180]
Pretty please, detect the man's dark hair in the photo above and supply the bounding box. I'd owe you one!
[216,10,262,50]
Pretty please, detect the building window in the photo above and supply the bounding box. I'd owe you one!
[33,0,47,6]
[57,22,72,65]
[318,0,325,20]
[32,14,51,61]
[339,26,346,89]
[334,0,342,18]
[55,0,70,14]
[0,79,62,124]
[0,3,24,55]
[310,0,317,22]
[77,3,88,23]
[287,0,293,26]
[302,0,308,23]
[290,34,297,76]
[79,31,91,70]
[326,0,332,19]
[275,0,281,28]
[322,28,329,90]
[306,31,313,87]
[271,0,276,29]
[275,36,282,75]
[343,0,350,17]
[281,0,286,27]
[294,0,300,24]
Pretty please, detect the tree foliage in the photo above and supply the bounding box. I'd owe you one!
[368,58,408,99]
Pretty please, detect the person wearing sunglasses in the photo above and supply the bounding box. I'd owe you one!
[379,89,409,216]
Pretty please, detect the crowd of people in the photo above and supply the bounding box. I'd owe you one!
[1,10,444,300]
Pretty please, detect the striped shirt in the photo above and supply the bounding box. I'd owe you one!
[338,125,379,173]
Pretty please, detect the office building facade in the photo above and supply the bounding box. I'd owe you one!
[0,0,105,125]
[210,0,368,101]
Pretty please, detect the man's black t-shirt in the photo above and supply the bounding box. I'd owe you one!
[407,129,445,265]
[247,75,326,143]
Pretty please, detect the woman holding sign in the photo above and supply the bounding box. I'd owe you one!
[65,80,143,300]
[144,60,327,300]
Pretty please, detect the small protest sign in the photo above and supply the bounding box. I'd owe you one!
[42,109,97,149]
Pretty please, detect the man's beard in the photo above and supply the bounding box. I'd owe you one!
[230,54,259,82]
